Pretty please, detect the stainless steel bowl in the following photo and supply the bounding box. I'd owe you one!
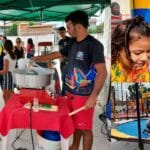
[13,67,55,89]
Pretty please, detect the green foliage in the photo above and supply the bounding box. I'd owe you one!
[6,23,18,36]
[141,86,150,93]
[128,83,150,100]
[29,21,36,26]
[88,28,97,33]
[128,84,135,99]
[97,23,104,33]
[88,23,104,33]
[5,21,36,36]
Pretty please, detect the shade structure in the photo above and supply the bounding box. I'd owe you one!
[111,119,150,142]
[0,0,110,21]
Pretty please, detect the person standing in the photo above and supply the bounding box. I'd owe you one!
[58,26,71,95]
[62,10,107,150]
[111,2,122,32]
[14,37,25,67]
[0,40,16,102]
[26,38,35,58]
[31,11,107,150]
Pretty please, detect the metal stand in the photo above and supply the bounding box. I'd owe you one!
[135,83,144,150]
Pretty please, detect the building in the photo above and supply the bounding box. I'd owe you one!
[18,23,54,36]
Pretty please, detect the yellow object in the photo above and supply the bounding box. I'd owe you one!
[111,129,136,139]
[111,62,150,82]
[127,64,150,82]
[142,92,150,99]
[111,62,127,82]
[0,45,3,56]
[133,0,150,9]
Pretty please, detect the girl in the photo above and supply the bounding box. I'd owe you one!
[26,38,35,58]
[1,40,16,102]
[111,16,150,82]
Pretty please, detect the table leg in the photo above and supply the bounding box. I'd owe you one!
[60,135,70,150]
[1,129,20,150]
[0,86,4,111]
[1,135,8,150]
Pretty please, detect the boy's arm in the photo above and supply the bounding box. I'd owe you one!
[31,51,63,63]
[85,63,107,110]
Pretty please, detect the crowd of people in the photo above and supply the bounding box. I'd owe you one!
[0,36,35,102]
[0,10,107,150]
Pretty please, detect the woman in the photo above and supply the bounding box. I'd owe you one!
[14,37,24,67]
[111,16,150,82]
[0,40,16,102]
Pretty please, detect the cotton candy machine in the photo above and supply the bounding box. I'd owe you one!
[13,66,54,89]
[13,62,58,106]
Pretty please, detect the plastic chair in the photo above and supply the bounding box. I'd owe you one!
[38,41,53,56]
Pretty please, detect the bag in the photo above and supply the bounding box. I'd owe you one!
[27,49,35,58]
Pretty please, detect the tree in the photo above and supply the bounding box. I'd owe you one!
[97,23,104,33]
[88,23,104,33]
[6,23,18,36]
[128,84,135,100]
[29,21,36,26]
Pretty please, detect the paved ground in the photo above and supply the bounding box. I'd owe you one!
[111,140,150,150]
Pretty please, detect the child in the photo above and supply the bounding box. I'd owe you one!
[1,40,16,102]
[111,16,150,82]
[26,38,35,58]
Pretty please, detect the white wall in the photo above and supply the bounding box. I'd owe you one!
[7,34,57,56]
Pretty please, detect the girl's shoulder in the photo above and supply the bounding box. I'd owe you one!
[111,62,127,82]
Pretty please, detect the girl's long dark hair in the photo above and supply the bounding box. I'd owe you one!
[27,38,34,47]
[111,16,150,65]
[4,39,16,60]
[111,22,126,65]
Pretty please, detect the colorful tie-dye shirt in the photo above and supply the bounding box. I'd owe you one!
[60,35,105,96]
[111,61,150,82]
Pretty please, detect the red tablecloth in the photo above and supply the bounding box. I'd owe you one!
[0,94,74,138]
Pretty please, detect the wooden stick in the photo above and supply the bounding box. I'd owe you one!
[68,106,85,116]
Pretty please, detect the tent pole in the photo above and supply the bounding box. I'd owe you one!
[113,85,116,121]
[126,92,129,120]
[3,20,6,35]
[135,83,144,150]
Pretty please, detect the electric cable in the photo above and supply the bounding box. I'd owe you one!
[11,129,25,150]
[30,104,35,150]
